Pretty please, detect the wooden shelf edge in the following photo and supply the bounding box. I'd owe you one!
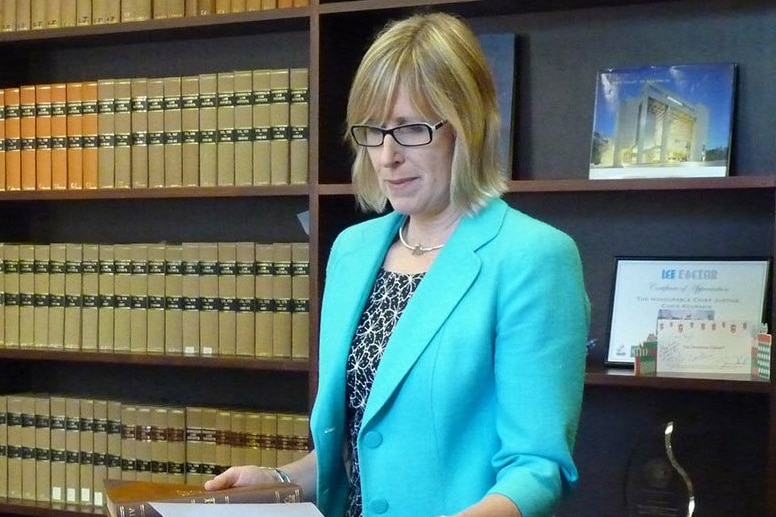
[0,499,100,517]
[0,349,310,372]
[585,365,771,393]
[0,185,310,201]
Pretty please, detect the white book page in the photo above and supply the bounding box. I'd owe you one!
[149,502,324,517]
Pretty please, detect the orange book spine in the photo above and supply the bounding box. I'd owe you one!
[50,83,68,189]
[4,87,21,191]
[66,82,83,189]
[20,85,36,190]
[35,84,53,190]
[277,0,292,7]
[0,89,5,191]
[82,81,98,189]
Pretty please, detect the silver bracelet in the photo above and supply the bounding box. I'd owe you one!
[271,467,292,483]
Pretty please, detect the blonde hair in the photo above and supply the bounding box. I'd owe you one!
[345,12,507,213]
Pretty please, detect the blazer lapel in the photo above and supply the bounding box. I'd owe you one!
[361,199,508,428]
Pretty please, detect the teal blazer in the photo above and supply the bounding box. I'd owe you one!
[310,198,590,517]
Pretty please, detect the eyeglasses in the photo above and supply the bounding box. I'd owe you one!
[350,120,447,147]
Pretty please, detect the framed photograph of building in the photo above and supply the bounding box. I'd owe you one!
[589,63,737,179]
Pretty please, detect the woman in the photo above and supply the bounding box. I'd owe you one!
[205,11,590,517]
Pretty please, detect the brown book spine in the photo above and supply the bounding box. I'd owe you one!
[16,0,32,30]
[275,413,294,466]
[60,0,76,27]
[130,243,149,354]
[214,409,231,475]
[0,243,4,346]
[82,81,99,189]
[277,0,291,7]
[35,84,53,190]
[4,244,21,348]
[66,82,83,189]
[64,243,82,350]
[216,72,235,186]
[184,407,202,485]
[181,243,200,356]
[251,69,271,185]
[6,396,22,499]
[97,78,116,188]
[19,85,36,190]
[199,408,217,479]
[150,407,169,483]
[31,0,47,29]
[47,0,63,28]
[81,244,100,351]
[114,79,132,188]
[235,242,255,356]
[246,0,261,11]
[120,405,137,481]
[214,0,230,14]
[291,414,309,461]
[146,244,166,354]
[4,88,21,191]
[152,0,167,19]
[48,243,67,350]
[50,83,68,189]
[217,242,237,356]
[258,412,276,467]
[134,406,153,482]
[64,397,80,503]
[106,400,123,482]
[229,411,245,467]
[75,0,91,25]
[98,244,116,352]
[254,243,273,357]
[167,407,186,484]
[198,74,217,186]
[147,78,165,188]
[0,395,7,498]
[271,243,292,358]
[197,0,215,15]
[233,70,253,186]
[130,78,149,188]
[79,398,95,505]
[289,68,309,185]
[33,244,50,349]
[185,0,198,17]
[0,89,6,191]
[18,244,35,348]
[180,76,199,186]
[113,244,132,353]
[2,0,18,31]
[164,244,183,355]
[164,76,183,187]
[198,243,219,356]
[242,412,261,468]
[20,395,36,500]
[292,0,308,6]
[92,400,109,507]
[290,242,309,359]
[49,396,67,503]
[269,69,290,185]
[167,0,184,17]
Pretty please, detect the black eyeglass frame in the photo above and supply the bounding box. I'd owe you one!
[349,120,448,147]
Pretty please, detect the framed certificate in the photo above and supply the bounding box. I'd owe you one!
[605,257,770,366]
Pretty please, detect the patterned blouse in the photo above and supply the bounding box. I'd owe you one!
[344,268,424,517]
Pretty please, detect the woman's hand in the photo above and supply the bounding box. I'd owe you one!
[203,466,282,491]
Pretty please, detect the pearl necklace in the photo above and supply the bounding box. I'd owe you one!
[398,220,445,256]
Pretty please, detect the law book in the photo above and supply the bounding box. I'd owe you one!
[106,400,123,482]
[6,395,23,499]
[277,0,291,8]
[120,405,137,481]
[113,244,133,353]
[198,73,218,186]
[105,0,121,22]
[104,478,303,517]
[18,243,35,349]
[164,244,183,355]
[261,0,276,10]
[147,78,166,188]
[1,0,17,31]
[271,243,292,358]
[64,397,80,504]
[147,243,166,354]
[269,68,290,185]
[184,407,203,486]
[291,414,309,461]
[65,82,83,189]
[235,242,255,356]
[114,78,132,188]
[75,0,91,25]
[31,0,46,29]
[0,89,6,191]
[197,0,216,16]
[49,396,67,503]
[120,0,134,21]
[214,409,231,475]
[135,406,153,482]
[0,395,8,498]
[167,0,185,19]
[60,0,77,27]
[32,243,50,349]
[16,0,31,30]
[246,0,261,10]
[151,0,166,19]
[4,244,20,348]
[19,85,36,190]
[258,412,276,467]
[167,407,186,484]
[290,242,309,359]
[199,407,217,480]
[20,395,36,500]
[92,399,109,507]
[215,0,230,14]
[97,78,116,188]
[233,70,253,186]
[91,0,106,24]
[180,76,200,187]
[217,242,236,356]
[251,69,271,185]
[98,244,116,352]
[293,0,308,6]
[275,413,294,467]
[82,81,99,189]
[150,407,169,483]
[130,243,149,354]
[181,242,200,356]
[216,72,235,186]
[136,0,154,21]
[34,395,51,502]
[5,87,22,190]
[289,68,309,185]
[63,243,82,350]
[81,243,100,351]
[229,411,245,467]
[79,398,95,506]
[50,83,68,189]
[130,78,150,188]
[47,0,63,28]
[199,242,219,356]
[48,243,67,350]
[35,84,53,190]
[254,243,273,357]
[0,243,4,346]
[242,412,261,468]
[164,76,183,187]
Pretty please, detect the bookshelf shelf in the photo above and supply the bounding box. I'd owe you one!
[584,365,771,394]
[0,186,310,201]
[0,500,101,517]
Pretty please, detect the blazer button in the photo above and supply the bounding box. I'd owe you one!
[362,431,383,448]
[369,498,389,514]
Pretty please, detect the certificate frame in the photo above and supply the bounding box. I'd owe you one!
[605,257,770,366]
